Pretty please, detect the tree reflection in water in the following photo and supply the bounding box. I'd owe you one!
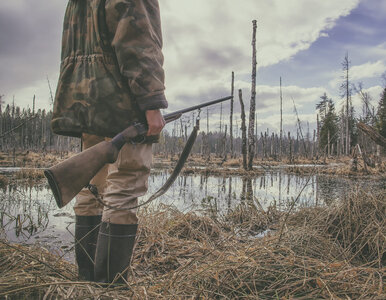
[147,170,384,216]
[0,169,383,261]
[1,181,50,241]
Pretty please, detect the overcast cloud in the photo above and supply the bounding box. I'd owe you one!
[0,1,64,94]
[161,0,360,103]
[1,0,385,134]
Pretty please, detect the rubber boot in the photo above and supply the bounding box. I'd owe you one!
[94,222,138,284]
[75,215,102,281]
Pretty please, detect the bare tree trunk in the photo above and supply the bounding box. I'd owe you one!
[222,125,227,159]
[179,118,183,140]
[247,20,257,170]
[220,103,223,134]
[288,132,293,163]
[279,77,283,160]
[317,113,320,156]
[312,129,316,159]
[230,71,234,158]
[357,144,370,171]
[255,112,258,158]
[206,107,210,160]
[239,89,248,170]
[352,145,359,171]
[341,117,344,156]
[32,95,36,151]
[11,98,15,151]
[260,132,264,160]
[342,53,351,155]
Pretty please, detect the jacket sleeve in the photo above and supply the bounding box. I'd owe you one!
[105,0,168,111]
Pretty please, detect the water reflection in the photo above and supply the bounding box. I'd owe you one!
[0,169,384,262]
[1,182,49,239]
[0,178,75,260]
[147,171,384,214]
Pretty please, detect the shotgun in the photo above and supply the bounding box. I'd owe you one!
[44,96,232,208]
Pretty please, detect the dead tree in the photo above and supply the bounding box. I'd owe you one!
[316,114,320,158]
[288,132,293,163]
[340,53,351,155]
[352,144,373,172]
[292,97,308,157]
[239,89,247,170]
[357,122,386,149]
[205,107,210,160]
[279,77,283,160]
[260,132,264,160]
[247,20,257,170]
[220,103,223,134]
[230,71,235,158]
[312,129,316,159]
[222,125,228,161]
[254,113,258,157]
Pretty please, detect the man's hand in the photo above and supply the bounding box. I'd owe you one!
[145,109,165,136]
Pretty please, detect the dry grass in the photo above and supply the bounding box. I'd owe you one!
[0,151,75,168]
[224,202,281,236]
[2,151,384,178]
[165,154,385,177]
[320,190,385,266]
[182,166,264,177]
[286,159,386,178]
[14,168,45,180]
[0,190,385,299]
[222,158,243,167]
[0,175,8,188]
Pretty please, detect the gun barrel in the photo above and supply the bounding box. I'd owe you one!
[163,96,232,121]
[164,113,182,124]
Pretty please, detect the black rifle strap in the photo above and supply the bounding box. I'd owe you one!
[88,118,200,211]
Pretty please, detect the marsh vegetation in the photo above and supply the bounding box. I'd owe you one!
[0,164,384,299]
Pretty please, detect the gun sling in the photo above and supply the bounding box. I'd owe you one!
[88,118,200,210]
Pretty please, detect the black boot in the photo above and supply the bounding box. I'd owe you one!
[94,222,137,284]
[75,215,102,281]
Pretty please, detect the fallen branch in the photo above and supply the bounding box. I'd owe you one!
[357,122,386,148]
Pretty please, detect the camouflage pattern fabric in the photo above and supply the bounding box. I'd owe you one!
[52,0,167,139]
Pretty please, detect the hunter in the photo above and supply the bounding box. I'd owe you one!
[51,0,167,283]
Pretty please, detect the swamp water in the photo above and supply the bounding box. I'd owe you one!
[0,167,384,262]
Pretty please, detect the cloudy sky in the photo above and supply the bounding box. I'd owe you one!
[1,0,385,136]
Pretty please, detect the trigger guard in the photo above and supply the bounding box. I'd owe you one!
[130,135,146,144]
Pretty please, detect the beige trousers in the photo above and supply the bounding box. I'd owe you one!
[73,134,152,225]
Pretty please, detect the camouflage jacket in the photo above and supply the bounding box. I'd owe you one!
[51,0,168,138]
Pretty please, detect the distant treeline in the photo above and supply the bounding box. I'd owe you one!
[0,101,318,161]
[0,104,80,154]
[0,85,384,162]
